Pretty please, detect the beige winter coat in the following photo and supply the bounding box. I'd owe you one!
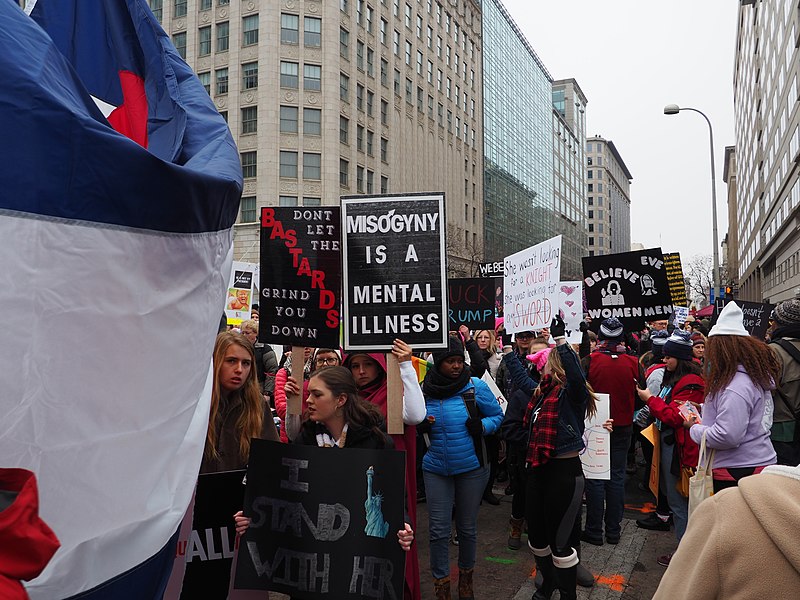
[653,466,800,599]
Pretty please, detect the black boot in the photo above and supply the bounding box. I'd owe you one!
[552,550,578,600]
[531,551,555,600]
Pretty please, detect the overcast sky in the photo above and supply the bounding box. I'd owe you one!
[500,0,738,262]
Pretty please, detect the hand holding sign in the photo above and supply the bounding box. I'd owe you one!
[391,339,413,363]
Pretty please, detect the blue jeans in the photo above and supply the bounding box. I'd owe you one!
[584,425,631,541]
[423,465,490,579]
[659,429,688,541]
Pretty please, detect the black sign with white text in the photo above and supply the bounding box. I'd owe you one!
[234,440,406,599]
[259,207,341,348]
[713,299,774,340]
[341,193,448,351]
[582,248,673,331]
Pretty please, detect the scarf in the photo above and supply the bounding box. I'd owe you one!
[772,324,800,341]
[315,423,348,448]
[422,365,472,399]
[596,340,627,355]
[523,374,561,467]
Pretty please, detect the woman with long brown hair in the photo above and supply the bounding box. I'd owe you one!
[201,331,278,474]
[521,316,597,600]
[683,302,780,492]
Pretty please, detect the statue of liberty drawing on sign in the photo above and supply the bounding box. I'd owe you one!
[364,466,390,538]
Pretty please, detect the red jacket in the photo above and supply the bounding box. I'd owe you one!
[0,469,60,600]
[646,373,705,468]
[586,351,641,426]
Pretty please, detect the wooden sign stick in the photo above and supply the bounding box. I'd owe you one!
[385,353,404,435]
[288,346,305,416]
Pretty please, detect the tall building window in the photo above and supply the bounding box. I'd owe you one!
[200,0,212,10]
[303,153,321,179]
[340,73,349,101]
[416,50,422,74]
[340,116,349,144]
[279,196,298,206]
[381,99,388,125]
[241,151,257,178]
[241,106,257,134]
[367,170,374,193]
[303,197,322,206]
[303,64,321,91]
[380,59,388,87]
[215,68,228,94]
[366,130,374,156]
[172,32,186,59]
[340,158,349,187]
[198,72,210,94]
[242,14,259,46]
[218,0,229,5]
[149,0,163,22]
[404,3,411,28]
[303,108,321,135]
[216,22,229,52]
[281,14,299,44]
[393,30,400,56]
[304,17,321,47]
[357,166,365,192]
[417,86,423,111]
[405,78,412,104]
[366,48,374,77]
[240,196,256,222]
[280,61,299,88]
[356,84,364,111]
[380,176,388,194]
[198,26,211,56]
[357,41,365,70]
[280,106,298,133]
[174,0,187,18]
[381,137,388,162]
[279,151,298,178]
[366,91,374,116]
[242,61,258,89]
[357,125,364,151]
[394,69,401,95]
[366,5,373,33]
[405,41,411,65]
[380,18,387,45]
[427,60,433,84]
[340,28,349,58]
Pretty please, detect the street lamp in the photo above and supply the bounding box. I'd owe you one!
[663,104,720,302]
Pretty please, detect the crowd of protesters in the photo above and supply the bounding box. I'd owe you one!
[207,296,800,599]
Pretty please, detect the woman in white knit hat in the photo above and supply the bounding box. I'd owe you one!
[682,301,781,493]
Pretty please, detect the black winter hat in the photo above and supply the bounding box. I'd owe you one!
[433,335,465,367]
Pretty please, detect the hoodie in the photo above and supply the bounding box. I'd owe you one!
[689,366,777,469]
[653,466,800,599]
[0,469,60,600]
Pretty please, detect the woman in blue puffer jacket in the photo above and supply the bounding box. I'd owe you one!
[420,335,503,600]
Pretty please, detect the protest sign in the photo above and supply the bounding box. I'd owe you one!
[174,470,246,600]
[673,306,690,326]
[234,440,406,599]
[503,235,562,334]
[259,207,341,348]
[713,299,774,340]
[558,281,584,345]
[341,193,447,351]
[581,393,611,480]
[448,278,495,330]
[663,252,688,307]
[641,424,660,498]
[477,261,506,277]
[582,247,673,331]
[482,371,507,414]
[226,261,258,326]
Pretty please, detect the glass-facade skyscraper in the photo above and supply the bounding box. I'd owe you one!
[482,0,555,262]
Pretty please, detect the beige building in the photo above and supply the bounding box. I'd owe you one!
[551,79,588,280]
[733,1,800,302]
[585,136,632,256]
[149,0,484,274]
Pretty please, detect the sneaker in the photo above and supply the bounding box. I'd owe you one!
[580,531,603,546]
[636,513,671,531]
[657,553,673,567]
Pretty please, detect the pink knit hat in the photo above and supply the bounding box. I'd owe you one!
[526,348,552,372]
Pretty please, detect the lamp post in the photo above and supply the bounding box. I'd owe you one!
[663,103,720,302]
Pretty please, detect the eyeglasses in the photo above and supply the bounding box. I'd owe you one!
[516,333,533,339]
[315,357,339,366]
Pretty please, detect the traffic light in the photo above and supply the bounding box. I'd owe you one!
[725,285,733,299]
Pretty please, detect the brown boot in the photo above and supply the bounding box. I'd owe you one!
[508,516,524,550]
[434,575,451,600]
[458,567,474,600]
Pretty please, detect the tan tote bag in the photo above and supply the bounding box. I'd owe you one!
[688,429,715,520]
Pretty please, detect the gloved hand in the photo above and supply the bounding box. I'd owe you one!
[417,416,434,435]
[579,320,589,333]
[550,314,566,338]
[465,416,484,436]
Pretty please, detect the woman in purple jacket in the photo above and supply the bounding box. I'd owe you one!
[683,302,782,492]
